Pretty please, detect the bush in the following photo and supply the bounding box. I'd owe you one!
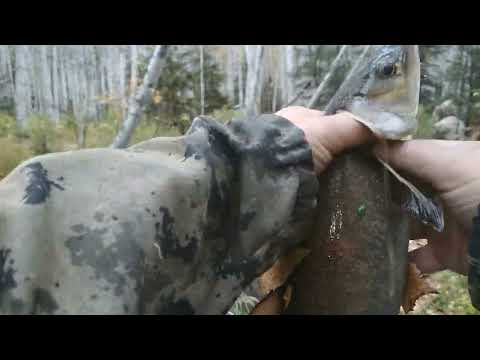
[208,106,243,124]
[0,137,32,180]
[415,105,435,139]
[0,112,16,137]
[25,115,60,155]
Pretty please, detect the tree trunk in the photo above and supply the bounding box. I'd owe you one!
[39,45,57,121]
[130,45,138,95]
[199,45,205,115]
[244,45,264,116]
[285,45,296,104]
[51,45,61,122]
[14,45,33,128]
[307,45,348,109]
[111,45,169,149]
[238,46,244,107]
[226,46,236,103]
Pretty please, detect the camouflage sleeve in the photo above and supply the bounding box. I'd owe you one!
[0,113,318,315]
[162,114,319,314]
[468,205,480,310]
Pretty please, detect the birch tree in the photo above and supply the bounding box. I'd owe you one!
[130,45,138,95]
[0,45,14,100]
[14,45,33,128]
[199,45,205,115]
[111,45,169,149]
[39,45,57,121]
[226,45,236,103]
[238,46,244,107]
[284,45,297,104]
[244,45,264,116]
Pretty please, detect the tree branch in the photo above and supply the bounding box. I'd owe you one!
[307,45,348,109]
[111,45,169,149]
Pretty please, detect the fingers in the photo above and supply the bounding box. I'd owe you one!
[373,140,480,193]
[276,107,375,174]
[321,112,375,156]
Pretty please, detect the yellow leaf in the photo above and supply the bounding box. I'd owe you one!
[257,247,310,297]
[250,290,284,315]
[402,263,438,313]
[153,94,162,104]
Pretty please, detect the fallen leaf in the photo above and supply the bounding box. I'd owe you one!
[250,290,284,315]
[402,263,438,313]
[257,247,310,297]
[282,285,293,309]
[408,238,428,252]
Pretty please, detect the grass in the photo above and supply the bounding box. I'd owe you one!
[0,137,33,179]
[409,271,480,315]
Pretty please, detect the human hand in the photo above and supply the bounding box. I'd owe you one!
[276,106,374,174]
[374,140,480,275]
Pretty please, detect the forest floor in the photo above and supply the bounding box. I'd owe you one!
[406,271,480,315]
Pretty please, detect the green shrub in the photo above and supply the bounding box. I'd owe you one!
[0,112,17,137]
[411,271,480,315]
[25,115,59,155]
[415,104,435,139]
[0,137,33,180]
[208,106,243,124]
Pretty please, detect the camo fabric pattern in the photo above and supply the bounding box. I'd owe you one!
[0,114,318,314]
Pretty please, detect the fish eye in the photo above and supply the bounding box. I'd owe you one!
[380,63,397,77]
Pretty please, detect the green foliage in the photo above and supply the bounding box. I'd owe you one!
[411,271,480,315]
[25,115,60,155]
[228,293,259,315]
[0,137,32,179]
[0,112,16,137]
[415,105,435,139]
[208,106,244,124]
[141,46,229,134]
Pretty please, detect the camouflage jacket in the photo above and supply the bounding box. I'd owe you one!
[0,114,318,314]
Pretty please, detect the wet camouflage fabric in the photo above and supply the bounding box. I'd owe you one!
[0,114,318,314]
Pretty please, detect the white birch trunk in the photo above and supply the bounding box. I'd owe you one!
[118,45,127,117]
[130,45,138,95]
[14,45,33,128]
[244,45,264,116]
[39,45,57,121]
[199,45,205,115]
[226,46,236,103]
[0,45,14,98]
[58,46,69,112]
[238,46,244,107]
[285,45,297,104]
[51,45,61,122]
[111,45,169,149]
